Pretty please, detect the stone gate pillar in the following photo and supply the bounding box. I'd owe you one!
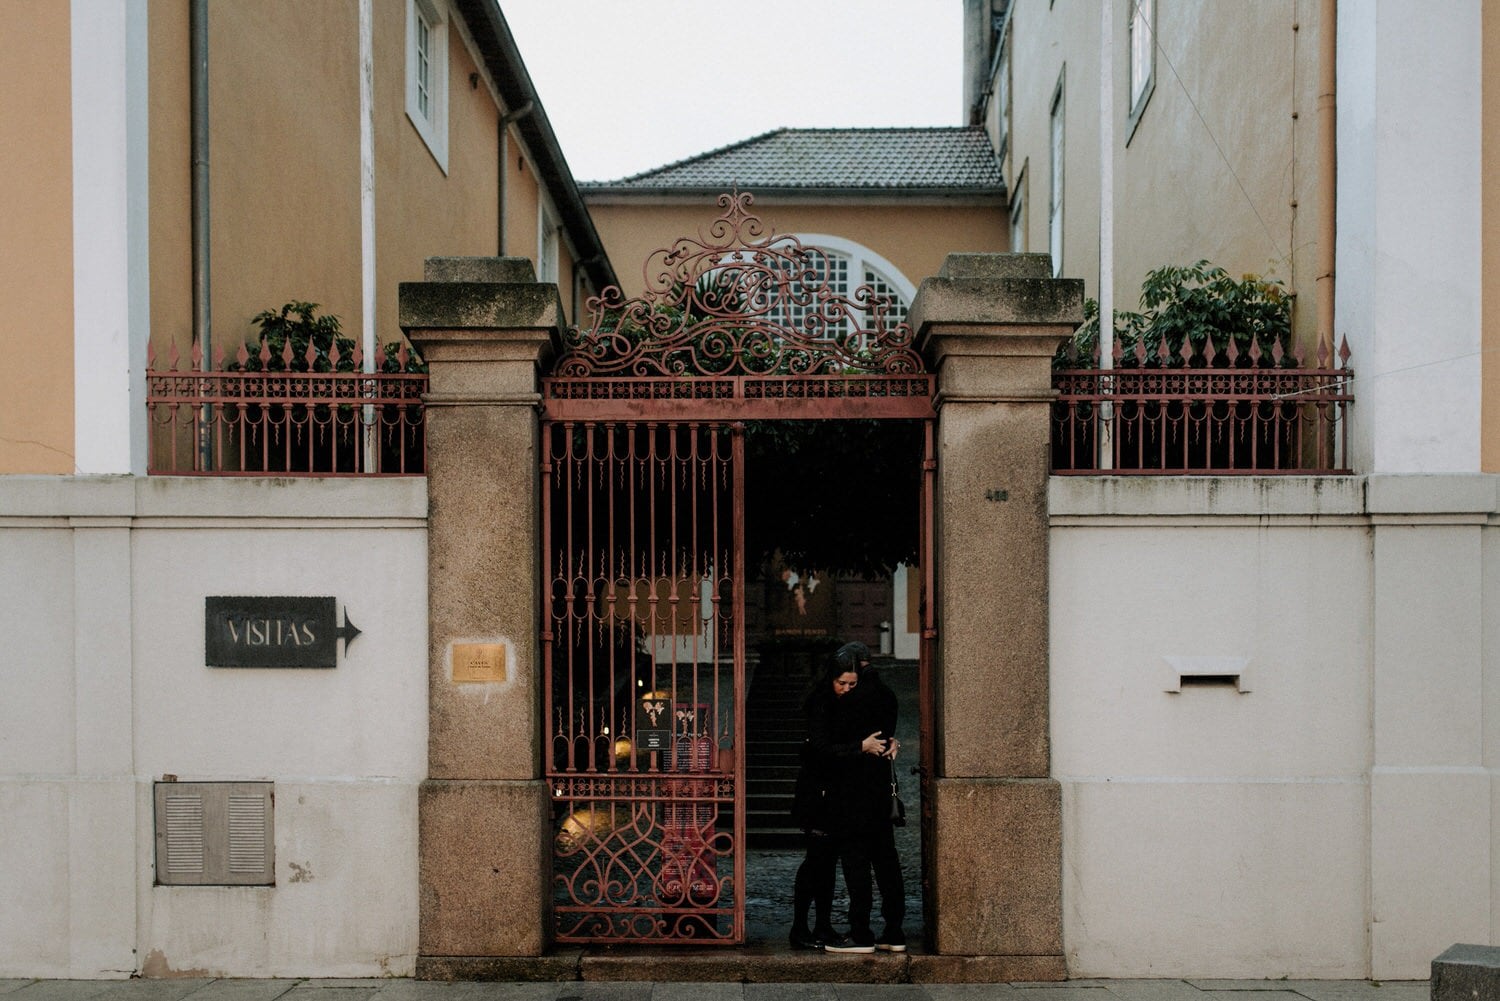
[907,253,1082,979]
[401,257,560,974]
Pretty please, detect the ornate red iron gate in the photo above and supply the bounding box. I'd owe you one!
[540,192,936,945]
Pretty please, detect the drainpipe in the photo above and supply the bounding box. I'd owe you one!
[498,101,534,255]
[1098,0,1116,470]
[190,0,211,469]
[359,0,376,470]
[1316,0,1336,361]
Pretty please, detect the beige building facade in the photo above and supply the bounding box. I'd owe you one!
[1,0,612,477]
[6,0,1500,984]
[976,0,1500,473]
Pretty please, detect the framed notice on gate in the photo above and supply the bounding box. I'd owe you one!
[636,692,671,751]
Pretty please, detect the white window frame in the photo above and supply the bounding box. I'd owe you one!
[1048,75,1065,278]
[994,24,1012,161]
[787,234,917,304]
[406,0,449,173]
[1127,0,1156,141]
[537,201,560,283]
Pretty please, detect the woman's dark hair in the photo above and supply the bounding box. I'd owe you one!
[804,650,859,710]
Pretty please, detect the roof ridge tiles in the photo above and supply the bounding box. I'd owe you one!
[588,125,994,187]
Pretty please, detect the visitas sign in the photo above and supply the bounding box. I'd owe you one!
[205,596,361,668]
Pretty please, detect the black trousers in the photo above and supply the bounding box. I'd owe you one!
[792,830,838,931]
[841,824,904,936]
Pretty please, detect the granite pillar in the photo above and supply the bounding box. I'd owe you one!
[402,256,560,961]
[908,253,1082,966]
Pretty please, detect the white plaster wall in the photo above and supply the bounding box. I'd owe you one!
[1051,475,1499,980]
[0,477,428,979]
[1337,1,1484,473]
[0,528,76,774]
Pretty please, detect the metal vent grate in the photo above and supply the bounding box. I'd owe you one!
[154,781,274,886]
[227,795,267,874]
[164,794,205,874]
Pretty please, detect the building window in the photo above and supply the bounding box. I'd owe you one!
[538,202,560,283]
[1127,0,1156,138]
[769,236,915,335]
[1049,77,1064,277]
[406,0,448,173]
[994,27,1011,160]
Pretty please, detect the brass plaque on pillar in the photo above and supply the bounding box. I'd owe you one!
[451,642,508,683]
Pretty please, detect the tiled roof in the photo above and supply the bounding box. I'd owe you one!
[581,127,1004,195]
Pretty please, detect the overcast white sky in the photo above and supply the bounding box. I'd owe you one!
[499,1,966,183]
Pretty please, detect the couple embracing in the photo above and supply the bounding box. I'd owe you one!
[789,641,907,954]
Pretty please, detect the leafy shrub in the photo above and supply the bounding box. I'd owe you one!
[1061,260,1292,367]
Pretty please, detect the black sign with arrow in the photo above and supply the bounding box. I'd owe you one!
[205,596,360,668]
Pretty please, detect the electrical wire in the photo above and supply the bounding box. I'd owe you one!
[1134,0,1287,262]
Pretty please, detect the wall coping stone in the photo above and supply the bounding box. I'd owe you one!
[908,253,1084,345]
[424,257,536,283]
[399,282,564,335]
[0,475,428,520]
[939,252,1054,281]
[1049,473,1500,520]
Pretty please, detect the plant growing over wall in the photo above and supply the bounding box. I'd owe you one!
[1060,260,1292,367]
[233,301,426,373]
[240,301,356,372]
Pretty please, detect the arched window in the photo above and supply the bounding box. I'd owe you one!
[774,234,917,333]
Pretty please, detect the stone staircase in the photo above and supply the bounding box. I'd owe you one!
[743,657,816,849]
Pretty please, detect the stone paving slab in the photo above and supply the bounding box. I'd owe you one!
[825,985,929,1001]
[1095,981,1213,1001]
[180,983,302,1001]
[742,985,840,1001]
[89,981,214,1001]
[549,983,654,1001]
[648,984,747,1001]
[373,983,562,1001]
[0,988,35,997]
[918,987,1019,999]
[1277,985,1427,1001]
[279,986,383,1001]
[1004,989,1116,1001]
[6,983,121,1001]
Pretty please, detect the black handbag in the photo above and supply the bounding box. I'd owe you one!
[889,760,906,827]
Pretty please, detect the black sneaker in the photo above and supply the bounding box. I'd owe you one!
[875,928,907,952]
[822,933,875,955]
[789,928,822,951]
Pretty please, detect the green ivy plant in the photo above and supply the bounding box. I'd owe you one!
[1060,261,1292,367]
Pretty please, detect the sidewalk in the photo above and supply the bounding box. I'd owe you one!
[0,979,1432,1001]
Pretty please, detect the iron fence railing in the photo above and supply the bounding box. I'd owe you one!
[146,341,426,476]
[1051,335,1353,475]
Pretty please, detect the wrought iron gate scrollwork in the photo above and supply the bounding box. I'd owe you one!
[556,191,923,380]
[540,191,935,946]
